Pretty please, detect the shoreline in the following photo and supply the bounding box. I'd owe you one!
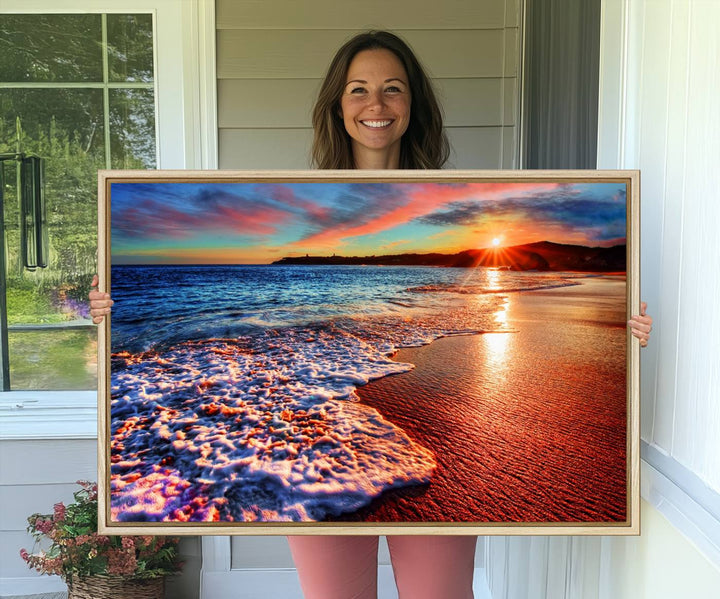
[347,277,628,523]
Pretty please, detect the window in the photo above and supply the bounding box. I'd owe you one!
[0,13,156,390]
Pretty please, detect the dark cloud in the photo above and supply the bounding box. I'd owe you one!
[416,187,626,241]
[291,183,415,239]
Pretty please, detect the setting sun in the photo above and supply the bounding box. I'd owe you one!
[492,238,501,247]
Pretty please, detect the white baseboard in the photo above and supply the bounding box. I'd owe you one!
[641,457,720,568]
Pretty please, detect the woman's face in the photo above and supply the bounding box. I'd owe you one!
[340,49,411,166]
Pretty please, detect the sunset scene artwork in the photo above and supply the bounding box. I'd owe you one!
[105,176,633,529]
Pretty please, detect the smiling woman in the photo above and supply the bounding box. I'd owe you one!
[340,48,412,169]
[87,22,656,596]
[310,30,449,170]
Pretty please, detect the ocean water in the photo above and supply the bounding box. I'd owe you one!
[111,264,586,353]
[109,265,588,522]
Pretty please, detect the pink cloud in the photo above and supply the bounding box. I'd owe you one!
[292,182,563,247]
[115,195,291,239]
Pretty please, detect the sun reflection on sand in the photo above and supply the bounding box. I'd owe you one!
[494,296,509,327]
[485,299,511,368]
[472,293,513,376]
[485,330,510,367]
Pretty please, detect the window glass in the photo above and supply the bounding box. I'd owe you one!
[107,14,155,83]
[0,14,103,82]
[110,89,156,169]
[1,89,107,160]
[0,13,156,390]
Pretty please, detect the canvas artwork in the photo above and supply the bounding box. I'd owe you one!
[98,170,640,535]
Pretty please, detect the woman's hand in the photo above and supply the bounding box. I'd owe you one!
[89,274,113,324]
[628,301,652,347]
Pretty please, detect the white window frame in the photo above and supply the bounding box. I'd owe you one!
[0,0,217,440]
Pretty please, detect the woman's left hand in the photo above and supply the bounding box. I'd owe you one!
[628,301,653,347]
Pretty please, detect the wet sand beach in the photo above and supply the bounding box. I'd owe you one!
[352,276,628,524]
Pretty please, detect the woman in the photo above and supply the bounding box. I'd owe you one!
[310,30,447,170]
[90,31,653,599]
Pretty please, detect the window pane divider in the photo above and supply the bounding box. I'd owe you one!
[8,321,96,332]
[101,13,112,169]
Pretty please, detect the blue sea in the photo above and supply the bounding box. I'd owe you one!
[111,264,585,354]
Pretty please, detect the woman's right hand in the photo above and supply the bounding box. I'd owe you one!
[627,301,652,348]
[89,274,113,324]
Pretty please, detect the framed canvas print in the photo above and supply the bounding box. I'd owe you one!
[97,169,640,535]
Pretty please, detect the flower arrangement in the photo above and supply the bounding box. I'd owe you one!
[20,481,182,584]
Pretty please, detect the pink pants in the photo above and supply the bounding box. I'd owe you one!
[287,535,476,599]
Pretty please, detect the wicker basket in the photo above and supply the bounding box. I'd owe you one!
[67,575,164,599]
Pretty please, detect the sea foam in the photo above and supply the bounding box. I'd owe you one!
[110,321,474,522]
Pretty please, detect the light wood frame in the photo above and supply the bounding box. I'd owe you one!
[98,169,640,535]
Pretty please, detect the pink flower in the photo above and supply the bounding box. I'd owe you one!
[107,547,137,576]
[19,549,29,562]
[53,503,66,521]
[35,518,53,534]
[43,556,65,576]
[121,537,135,550]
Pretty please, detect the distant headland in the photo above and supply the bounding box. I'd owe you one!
[272,241,626,272]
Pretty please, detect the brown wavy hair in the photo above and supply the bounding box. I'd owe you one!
[311,30,449,170]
